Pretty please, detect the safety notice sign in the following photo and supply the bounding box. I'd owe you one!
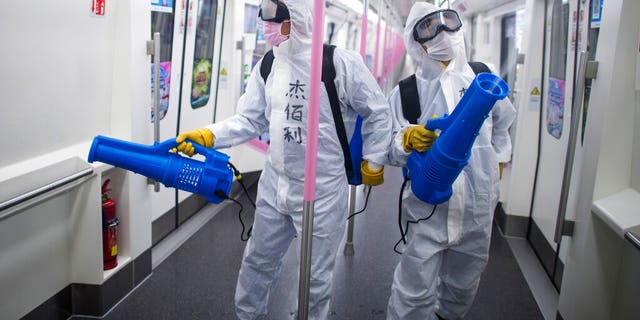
[91,0,105,16]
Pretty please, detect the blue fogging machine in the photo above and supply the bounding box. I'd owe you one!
[406,72,509,205]
[88,136,233,204]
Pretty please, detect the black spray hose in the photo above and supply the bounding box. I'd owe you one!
[218,162,257,241]
[393,176,438,254]
[346,186,373,220]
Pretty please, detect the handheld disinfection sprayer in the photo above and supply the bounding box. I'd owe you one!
[88,136,233,204]
[406,72,509,205]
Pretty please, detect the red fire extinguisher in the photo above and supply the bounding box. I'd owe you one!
[102,179,119,270]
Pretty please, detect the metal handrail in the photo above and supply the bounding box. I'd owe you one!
[147,32,161,192]
[554,51,588,243]
[625,232,640,251]
[0,167,94,219]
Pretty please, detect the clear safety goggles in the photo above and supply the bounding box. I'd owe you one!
[412,9,462,43]
[259,0,290,23]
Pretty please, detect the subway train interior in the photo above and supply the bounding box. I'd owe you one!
[1,0,639,319]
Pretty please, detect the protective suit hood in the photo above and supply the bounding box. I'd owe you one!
[272,0,312,56]
[404,2,468,79]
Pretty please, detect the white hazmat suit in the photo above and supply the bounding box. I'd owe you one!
[207,0,391,318]
[386,3,516,320]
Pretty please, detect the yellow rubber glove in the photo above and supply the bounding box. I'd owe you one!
[402,125,438,153]
[361,161,384,186]
[174,128,214,157]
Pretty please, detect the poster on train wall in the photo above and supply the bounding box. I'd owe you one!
[547,77,565,139]
[150,62,171,122]
[591,0,603,28]
[151,0,174,13]
[570,2,588,52]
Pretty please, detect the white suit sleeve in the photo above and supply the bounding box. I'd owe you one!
[338,50,392,166]
[491,97,516,163]
[206,61,269,149]
[387,86,413,167]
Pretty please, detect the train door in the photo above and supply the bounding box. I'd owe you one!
[528,0,594,289]
[150,0,226,243]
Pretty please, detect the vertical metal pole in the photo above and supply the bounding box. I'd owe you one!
[343,185,357,255]
[343,0,370,258]
[299,0,326,318]
[237,38,246,95]
[153,32,161,143]
[152,32,161,192]
[299,201,315,320]
[554,51,588,243]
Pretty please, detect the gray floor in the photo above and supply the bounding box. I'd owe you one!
[82,167,549,320]
[505,236,559,320]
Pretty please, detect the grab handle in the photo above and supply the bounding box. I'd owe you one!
[625,232,640,251]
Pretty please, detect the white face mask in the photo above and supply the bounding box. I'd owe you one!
[424,31,463,62]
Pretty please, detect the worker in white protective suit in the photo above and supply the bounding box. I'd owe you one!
[386,3,516,320]
[174,0,392,319]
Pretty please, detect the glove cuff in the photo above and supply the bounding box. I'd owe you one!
[362,161,383,174]
[197,128,214,147]
[361,161,384,186]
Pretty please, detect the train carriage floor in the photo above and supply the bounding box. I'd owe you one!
[74,167,556,320]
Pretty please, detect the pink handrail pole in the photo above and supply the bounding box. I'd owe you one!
[373,19,381,79]
[382,25,390,84]
[359,0,369,62]
[303,0,326,201]
[299,0,326,318]
[360,15,368,61]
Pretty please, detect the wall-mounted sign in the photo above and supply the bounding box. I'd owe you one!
[591,0,603,28]
[151,0,174,13]
[547,77,566,139]
[91,0,105,16]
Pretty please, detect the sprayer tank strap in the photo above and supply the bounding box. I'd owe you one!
[398,61,490,125]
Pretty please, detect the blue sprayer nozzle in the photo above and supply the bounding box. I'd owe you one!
[88,136,233,204]
[407,72,509,205]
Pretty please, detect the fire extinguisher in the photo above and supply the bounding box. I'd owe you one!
[102,179,119,270]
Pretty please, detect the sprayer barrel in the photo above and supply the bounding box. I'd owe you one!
[408,72,509,205]
[431,73,509,159]
[88,136,233,204]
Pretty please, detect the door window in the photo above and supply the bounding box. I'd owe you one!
[546,0,569,139]
[191,0,219,109]
[151,1,177,121]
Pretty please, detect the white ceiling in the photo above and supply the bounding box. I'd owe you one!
[375,0,416,26]
[326,0,517,29]
[450,0,516,17]
[372,0,518,25]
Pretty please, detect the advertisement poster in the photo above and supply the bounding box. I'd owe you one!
[191,59,212,108]
[591,0,603,28]
[547,77,565,139]
[151,62,172,122]
[151,0,174,13]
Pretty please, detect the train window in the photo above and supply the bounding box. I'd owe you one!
[191,0,219,109]
[548,0,569,80]
[546,0,569,139]
[151,0,177,121]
